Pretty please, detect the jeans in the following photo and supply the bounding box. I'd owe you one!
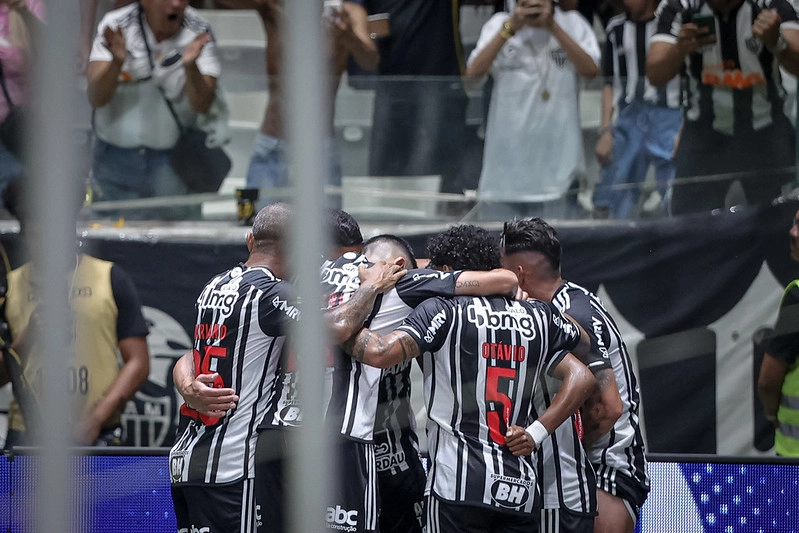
[91,139,191,220]
[246,133,342,209]
[593,102,682,219]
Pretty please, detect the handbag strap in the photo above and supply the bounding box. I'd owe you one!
[0,61,16,109]
[137,6,185,135]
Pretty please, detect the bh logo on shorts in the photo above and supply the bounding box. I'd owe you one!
[325,505,358,531]
[490,479,530,510]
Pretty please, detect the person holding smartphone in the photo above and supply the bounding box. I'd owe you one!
[646,0,799,216]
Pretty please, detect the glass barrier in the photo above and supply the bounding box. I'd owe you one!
[66,68,797,224]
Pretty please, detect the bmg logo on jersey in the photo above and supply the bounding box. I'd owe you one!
[490,478,531,509]
[467,304,536,340]
[325,505,359,532]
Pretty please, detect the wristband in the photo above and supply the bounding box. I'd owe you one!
[525,420,549,449]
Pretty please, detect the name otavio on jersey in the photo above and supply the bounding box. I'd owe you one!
[321,261,361,295]
[467,303,536,340]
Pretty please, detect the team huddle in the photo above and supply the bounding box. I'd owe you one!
[167,204,648,533]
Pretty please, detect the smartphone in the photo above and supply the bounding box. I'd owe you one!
[692,12,716,35]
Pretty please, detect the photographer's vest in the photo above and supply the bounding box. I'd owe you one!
[5,255,121,433]
[776,281,799,456]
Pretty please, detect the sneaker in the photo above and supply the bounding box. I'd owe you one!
[642,190,662,213]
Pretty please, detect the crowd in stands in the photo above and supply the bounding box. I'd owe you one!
[1,0,798,222]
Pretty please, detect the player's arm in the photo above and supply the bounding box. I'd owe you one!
[580,367,623,446]
[454,269,518,298]
[342,328,421,369]
[758,352,789,427]
[326,261,406,344]
[173,349,240,417]
[506,353,594,456]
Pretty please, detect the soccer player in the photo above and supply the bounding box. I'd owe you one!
[169,204,404,533]
[320,227,519,533]
[342,225,596,533]
[500,217,648,533]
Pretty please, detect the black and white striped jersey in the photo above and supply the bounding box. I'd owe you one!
[535,283,613,515]
[604,14,681,109]
[653,0,799,134]
[321,253,465,443]
[398,296,582,514]
[552,282,649,498]
[370,270,466,473]
[170,264,298,486]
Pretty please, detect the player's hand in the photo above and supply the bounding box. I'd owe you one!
[102,25,128,66]
[183,32,211,67]
[184,373,239,417]
[358,261,406,294]
[595,129,614,167]
[506,425,536,456]
[752,9,782,50]
[677,23,716,56]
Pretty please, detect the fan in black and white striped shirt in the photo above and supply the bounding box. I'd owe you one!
[500,218,648,533]
[648,0,799,215]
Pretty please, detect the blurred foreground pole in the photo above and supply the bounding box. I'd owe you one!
[284,2,330,533]
[28,1,81,532]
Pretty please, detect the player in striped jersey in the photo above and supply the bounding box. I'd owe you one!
[342,226,596,533]
[500,218,648,533]
[169,204,404,533]
[322,234,520,533]
[361,234,427,533]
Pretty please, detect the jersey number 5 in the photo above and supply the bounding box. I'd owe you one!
[486,366,516,445]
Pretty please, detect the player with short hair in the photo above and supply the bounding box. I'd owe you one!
[500,217,647,533]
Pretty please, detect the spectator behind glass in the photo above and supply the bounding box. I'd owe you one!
[591,0,682,219]
[86,0,221,219]
[466,0,600,221]
[647,0,799,216]
[209,0,378,210]
[0,0,44,193]
[362,0,471,200]
[0,176,150,449]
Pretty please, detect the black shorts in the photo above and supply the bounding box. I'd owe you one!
[540,507,593,533]
[172,478,257,533]
[254,428,290,533]
[375,431,426,533]
[329,436,380,533]
[595,469,649,520]
[426,493,538,533]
